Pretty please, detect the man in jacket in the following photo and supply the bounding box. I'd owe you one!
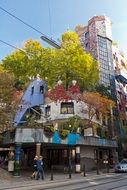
[36,156,44,180]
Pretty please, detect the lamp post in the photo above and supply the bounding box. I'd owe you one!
[96,149,99,175]
[40,35,61,49]
[68,146,72,179]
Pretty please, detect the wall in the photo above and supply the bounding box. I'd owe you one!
[80,146,96,171]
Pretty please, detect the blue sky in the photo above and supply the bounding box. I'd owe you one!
[0,0,127,60]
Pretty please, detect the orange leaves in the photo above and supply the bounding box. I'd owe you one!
[81,92,115,118]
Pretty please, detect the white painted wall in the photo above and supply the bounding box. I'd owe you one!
[40,100,103,127]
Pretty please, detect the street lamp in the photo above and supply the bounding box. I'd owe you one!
[40,35,61,49]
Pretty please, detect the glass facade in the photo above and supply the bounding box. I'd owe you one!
[98,35,114,86]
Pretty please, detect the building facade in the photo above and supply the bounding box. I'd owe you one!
[76,15,127,157]
[2,16,124,174]
[112,45,127,119]
[75,15,114,87]
[1,78,118,173]
[112,45,127,155]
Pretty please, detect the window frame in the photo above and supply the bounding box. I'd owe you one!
[60,102,74,114]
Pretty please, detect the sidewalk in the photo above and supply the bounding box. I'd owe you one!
[0,168,116,190]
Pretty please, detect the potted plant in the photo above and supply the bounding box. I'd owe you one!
[44,125,54,138]
[13,160,21,176]
[59,129,69,139]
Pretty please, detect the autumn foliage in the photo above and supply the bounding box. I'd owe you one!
[46,80,81,102]
[81,92,116,122]
[0,72,20,132]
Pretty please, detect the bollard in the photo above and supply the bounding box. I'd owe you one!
[104,160,109,173]
[107,162,110,173]
[68,147,72,179]
[96,149,100,175]
[68,163,71,179]
[51,165,54,181]
[83,164,86,177]
[97,159,99,175]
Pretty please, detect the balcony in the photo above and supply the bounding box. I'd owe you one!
[1,128,117,149]
[78,136,118,148]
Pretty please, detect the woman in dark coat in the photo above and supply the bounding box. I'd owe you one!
[31,155,38,179]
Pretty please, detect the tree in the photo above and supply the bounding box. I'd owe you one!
[112,40,118,47]
[81,92,116,136]
[53,31,99,89]
[2,32,99,90]
[2,39,52,87]
[0,64,4,72]
[94,84,112,99]
[0,72,19,132]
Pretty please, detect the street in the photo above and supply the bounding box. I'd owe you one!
[2,173,127,190]
[40,174,127,190]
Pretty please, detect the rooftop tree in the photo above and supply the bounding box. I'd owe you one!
[2,32,99,90]
[53,31,99,89]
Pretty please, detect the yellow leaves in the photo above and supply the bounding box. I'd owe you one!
[0,65,4,73]
[24,39,43,51]
[2,32,99,90]
[61,31,80,46]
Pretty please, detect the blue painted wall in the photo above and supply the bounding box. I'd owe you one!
[14,78,47,126]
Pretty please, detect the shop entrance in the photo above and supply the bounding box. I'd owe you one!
[46,146,76,171]
[20,144,76,172]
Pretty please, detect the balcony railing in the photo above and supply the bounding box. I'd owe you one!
[1,129,118,148]
[80,136,117,147]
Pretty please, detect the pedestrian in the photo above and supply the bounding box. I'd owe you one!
[31,155,38,179]
[36,156,44,180]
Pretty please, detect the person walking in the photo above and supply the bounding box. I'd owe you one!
[31,155,38,179]
[36,156,44,180]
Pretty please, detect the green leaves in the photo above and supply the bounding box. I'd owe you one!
[2,32,99,91]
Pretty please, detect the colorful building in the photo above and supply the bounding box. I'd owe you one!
[1,15,123,174]
[1,77,118,174]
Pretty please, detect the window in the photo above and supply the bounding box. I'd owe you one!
[95,110,100,120]
[61,102,74,114]
[40,85,44,93]
[31,86,34,95]
[102,115,106,126]
[85,32,89,38]
[85,42,89,49]
[45,106,51,117]
[113,54,116,60]
[116,57,118,62]
[121,60,125,67]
